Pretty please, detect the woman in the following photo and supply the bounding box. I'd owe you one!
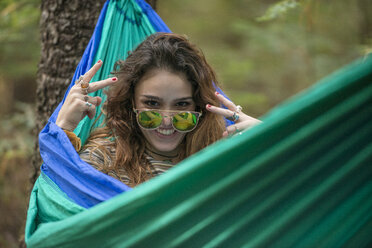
[56,33,260,187]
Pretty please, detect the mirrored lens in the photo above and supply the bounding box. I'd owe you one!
[173,112,198,131]
[138,111,162,129]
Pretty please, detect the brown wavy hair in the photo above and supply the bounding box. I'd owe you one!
[84,33,225,187]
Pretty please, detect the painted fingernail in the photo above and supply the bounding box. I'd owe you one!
[97,59,102,64]
[215,92,220,95]
[112,77,117,81]
[207,104,211,108]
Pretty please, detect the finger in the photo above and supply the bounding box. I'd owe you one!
[215,92,237,111]
[83,95,102,106]
[81,101,95,119]
[223,120,262,137]
[87,103,96,119]
[80,96,101,119]
[95,96,102,106]
[222,123,245,137]
[206,104,234,118]
[83,60,103,83]
[87,77,118,93]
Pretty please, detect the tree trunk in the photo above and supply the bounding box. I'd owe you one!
[31,0,158,185]
[146,0,157,10]
[31,0,106,185]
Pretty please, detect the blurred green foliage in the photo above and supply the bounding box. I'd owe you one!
[0,0,40,79]
[0,102,34,247]
[257,0,300,22]
[0,1,39,247]
[158,0,370,116]
[0,102,35,157]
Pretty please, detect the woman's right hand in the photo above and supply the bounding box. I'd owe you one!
[56,60,118,131]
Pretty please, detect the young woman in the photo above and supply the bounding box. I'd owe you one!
[56,33,261,187]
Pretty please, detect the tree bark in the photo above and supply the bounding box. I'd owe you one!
[31,0,106,185]
[146,0,157,10]
[31,0,158,185]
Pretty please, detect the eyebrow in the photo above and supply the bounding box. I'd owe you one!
[141,95,193,101]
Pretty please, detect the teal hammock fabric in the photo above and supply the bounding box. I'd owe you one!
[25,0,372,247]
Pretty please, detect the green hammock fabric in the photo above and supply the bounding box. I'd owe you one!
[74,0,156,145]
[27,53,372,247]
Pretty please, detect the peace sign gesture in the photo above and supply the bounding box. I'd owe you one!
[206,91,262,137]
[56,60,117,131]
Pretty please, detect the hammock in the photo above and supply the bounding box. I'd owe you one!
[25,0,372,247]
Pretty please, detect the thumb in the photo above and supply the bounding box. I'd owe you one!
[95,96,102,106]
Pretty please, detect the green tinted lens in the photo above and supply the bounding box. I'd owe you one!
[173,112,198,131]
[138,111,162,129]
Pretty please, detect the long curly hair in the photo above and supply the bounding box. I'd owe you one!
[84,33,225,187]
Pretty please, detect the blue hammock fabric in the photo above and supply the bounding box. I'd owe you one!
[26,0,372,247]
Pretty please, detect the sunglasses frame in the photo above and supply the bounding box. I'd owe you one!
[133,109,203,133]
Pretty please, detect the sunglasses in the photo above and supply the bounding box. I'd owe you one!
[134,109,202,132]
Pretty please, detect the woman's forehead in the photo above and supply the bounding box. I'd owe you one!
[135,70,193,99]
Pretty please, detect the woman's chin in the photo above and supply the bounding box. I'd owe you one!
[146,129,185,154]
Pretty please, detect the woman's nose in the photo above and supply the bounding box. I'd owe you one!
[162,116,172,126]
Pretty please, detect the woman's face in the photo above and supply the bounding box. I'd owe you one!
[134,69,196,155]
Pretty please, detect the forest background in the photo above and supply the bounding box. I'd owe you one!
[0,0,371,247]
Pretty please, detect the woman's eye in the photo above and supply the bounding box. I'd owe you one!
[145,100,159,107]
[176,102,191,107]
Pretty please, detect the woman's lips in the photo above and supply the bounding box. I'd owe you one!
[157,128,175,135]
[152,128,178,138]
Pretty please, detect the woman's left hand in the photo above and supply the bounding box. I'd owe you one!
[206,91,262,137]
